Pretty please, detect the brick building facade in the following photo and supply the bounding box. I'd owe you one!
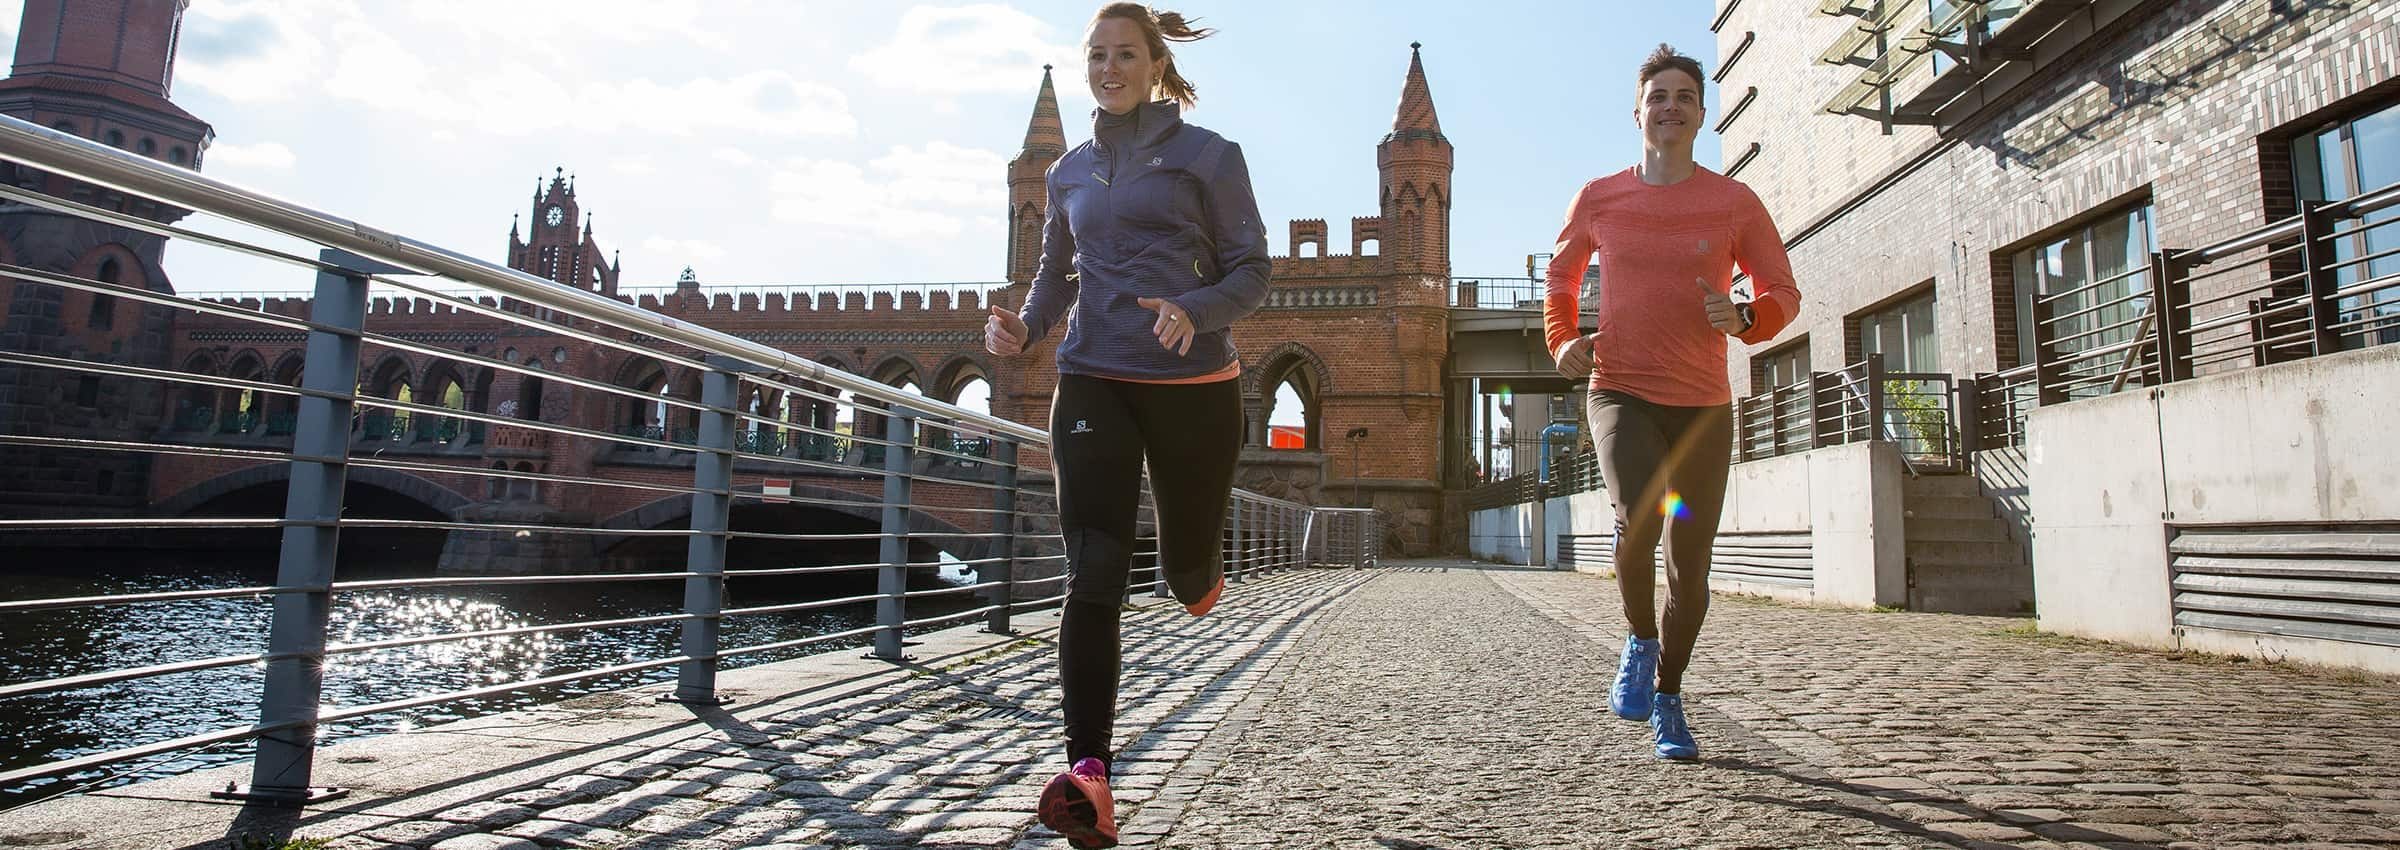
[1713,0,2397,393]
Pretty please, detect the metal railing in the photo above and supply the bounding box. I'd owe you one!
[1447,275,1545,311]
[189,280,1014,310]
[1460,354,1974,513]
[0,114,1358,807]
[1306,508,1382,569]
[1729,354,1964,473]
[1972,184,2400,445]
[1460,470,1545,512]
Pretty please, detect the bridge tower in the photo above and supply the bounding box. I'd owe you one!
[0,0,212,515]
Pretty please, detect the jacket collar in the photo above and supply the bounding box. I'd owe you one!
[1090,100,1182,153]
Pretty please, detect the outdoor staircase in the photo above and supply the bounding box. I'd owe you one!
[1902,473,2034,614]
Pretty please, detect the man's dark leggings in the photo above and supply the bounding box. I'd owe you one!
[1586,389,1733,695]
[1051,374,1243,769]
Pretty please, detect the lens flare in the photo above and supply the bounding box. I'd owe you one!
[1659,490,1690,522]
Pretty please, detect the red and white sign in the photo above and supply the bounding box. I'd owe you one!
[762,478,792,504]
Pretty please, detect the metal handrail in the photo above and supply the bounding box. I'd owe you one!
[0,114,1041,444]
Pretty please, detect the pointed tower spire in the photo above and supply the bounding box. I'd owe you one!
[1378,42,1454,281]
[1389,42,1444,142]
[1020,64,1067,157]
[1007,65,1070,286]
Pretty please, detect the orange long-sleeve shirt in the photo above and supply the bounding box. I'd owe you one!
[1543,166,1801,407]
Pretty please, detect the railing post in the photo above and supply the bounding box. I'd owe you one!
[874,406,915,661]
[2030,285,2070,406]
[1807,373,1832,449]
[1146,498,1169,599]
[1283,506,1296,571]
[231,249,408,806]
[2152,249,2196,383]
[1276,506,1290,571]
[985,440,1018,635]
[2299,200,2346,356]
[1864,354,1888,441]
[1956,375,1983,460]
[669,358,742,704]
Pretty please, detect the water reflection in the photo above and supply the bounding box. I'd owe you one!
[0,555,975,807]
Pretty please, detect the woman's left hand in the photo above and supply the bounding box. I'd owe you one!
[1137,297,1196,356]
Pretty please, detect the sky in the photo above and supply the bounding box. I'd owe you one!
[0,0,1722,294]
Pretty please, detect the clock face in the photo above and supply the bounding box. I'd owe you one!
[545,205,564,227]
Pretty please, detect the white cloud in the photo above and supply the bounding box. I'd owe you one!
[175,1,854,138]
[206,141,298,171]
[610,156,656,177]
[871,142,1007,208]
[400,0,730,52]
[643,237,727,262]
[850,5,1074,94]
[175,1,335,102]
[713,147,758,167]
[767,142,1008,239]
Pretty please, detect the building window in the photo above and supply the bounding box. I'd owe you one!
[77,376,99,407]
[89,258,122,330]
[137,138,156,156]
[2010,204,2156,386]
[170,147,187,165]
[1857,288,1949,459]
[1927,0,2025,75]
[1859,288,1939,372]
[103,129,123,147]
[1755,339,1809,393]
[2294,99,2400,348]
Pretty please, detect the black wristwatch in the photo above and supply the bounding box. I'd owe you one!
[1735,302,1756,334]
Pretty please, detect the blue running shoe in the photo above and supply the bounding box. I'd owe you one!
[1651,692,1699,761]
[1610,635,1661,720]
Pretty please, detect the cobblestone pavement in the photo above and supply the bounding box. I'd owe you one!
[1140,563,2400,850]
[14,561,2400,850]
[419,568,1373,850]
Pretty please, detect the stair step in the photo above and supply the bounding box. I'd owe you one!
[1907,539,2026,565]
[1909,560,2036,615]
[1905,495,1998,520]
[1903,475,1985,498]
[1906,516,2014,543]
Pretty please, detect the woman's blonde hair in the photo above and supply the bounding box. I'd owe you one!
[1091,3,1216,109]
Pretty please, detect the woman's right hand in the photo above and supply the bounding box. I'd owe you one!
[986,306,1030,357]
[1553,332,1599,378]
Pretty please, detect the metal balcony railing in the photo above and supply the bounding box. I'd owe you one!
[1970,184,2400,447]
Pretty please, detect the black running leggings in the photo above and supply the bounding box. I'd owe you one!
[1586,390,1733,695]
[1051,374,1244,768]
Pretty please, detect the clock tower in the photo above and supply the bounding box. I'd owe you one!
[508,166,619,296]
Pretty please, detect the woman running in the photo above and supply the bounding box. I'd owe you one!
[983,3,1269,845]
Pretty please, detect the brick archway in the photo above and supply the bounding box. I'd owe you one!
[152,464,471,519]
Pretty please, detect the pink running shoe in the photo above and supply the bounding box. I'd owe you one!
[1037,757,1118,848]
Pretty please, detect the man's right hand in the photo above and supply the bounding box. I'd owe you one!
[986,306,1029,357]
[1553,333,1598,379]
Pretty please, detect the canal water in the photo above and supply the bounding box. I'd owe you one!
[0,550,983,809]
